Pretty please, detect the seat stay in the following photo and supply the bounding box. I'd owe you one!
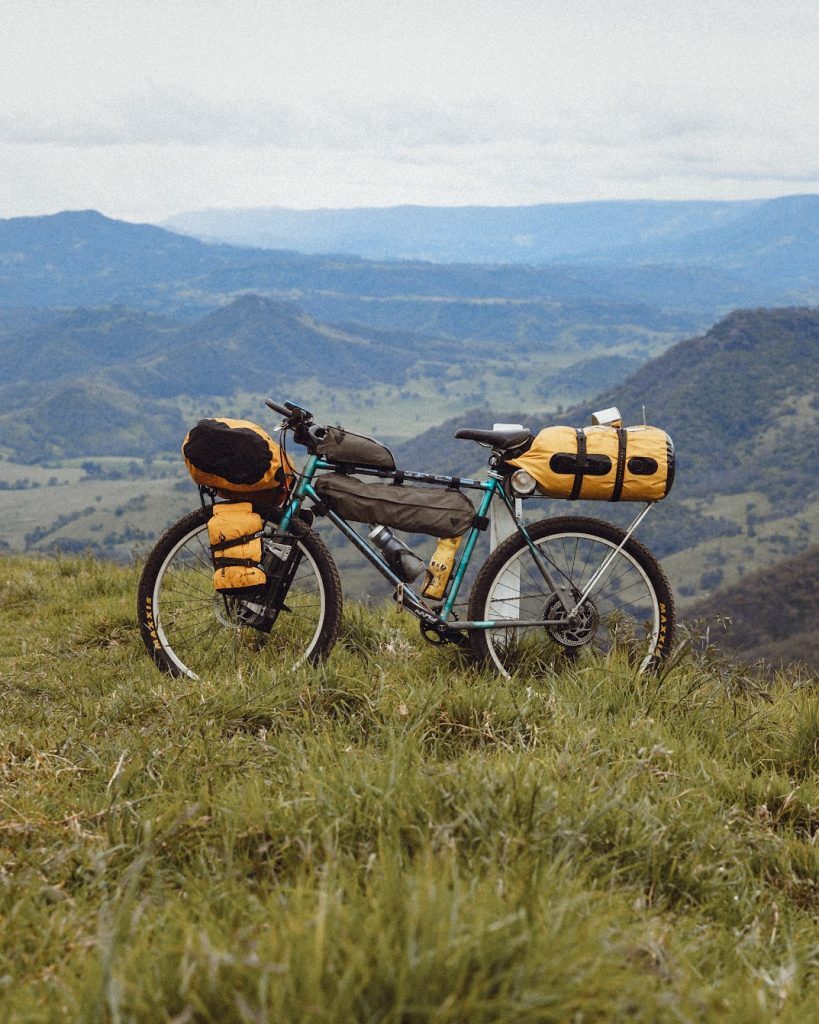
[493,481,575,616]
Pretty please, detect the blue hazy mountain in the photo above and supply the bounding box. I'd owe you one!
[0,210,805,330]
[165,200,761,263]
[164,196,819,284]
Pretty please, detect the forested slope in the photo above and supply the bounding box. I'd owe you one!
[687,544,819,669]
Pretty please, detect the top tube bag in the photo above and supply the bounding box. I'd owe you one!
[316,426,396,470]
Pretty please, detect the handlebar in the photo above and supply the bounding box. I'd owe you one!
[266,399,325,451]
[265,398,291,417]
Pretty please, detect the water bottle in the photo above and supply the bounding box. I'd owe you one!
[369,526,426,583]
[422,536,462,600]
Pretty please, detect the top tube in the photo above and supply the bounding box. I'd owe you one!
[310,458,491,491]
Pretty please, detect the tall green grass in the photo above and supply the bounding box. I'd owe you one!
[1,555,817,1022]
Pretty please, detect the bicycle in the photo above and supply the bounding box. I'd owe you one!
[138,400,675,679]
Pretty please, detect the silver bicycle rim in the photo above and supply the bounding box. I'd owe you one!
[152,521,327,679]
[481,530,661,678]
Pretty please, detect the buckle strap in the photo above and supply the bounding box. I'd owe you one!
[212,557,262,569]
[210,531,262,553]
[610,428,627,501]
[569,428,586,500]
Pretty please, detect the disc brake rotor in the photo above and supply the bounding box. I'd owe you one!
[211,594,244,629]
[543,593,599,647]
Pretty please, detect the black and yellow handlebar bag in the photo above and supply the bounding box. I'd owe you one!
[207,502,267,592]
[183,418,294,504]
[508,424,674,502]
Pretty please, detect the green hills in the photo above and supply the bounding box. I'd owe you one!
[391,307,819,608]
[0,293,667,462]
[0,210,817,650]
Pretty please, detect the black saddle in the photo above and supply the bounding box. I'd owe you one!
[454,427,532,452]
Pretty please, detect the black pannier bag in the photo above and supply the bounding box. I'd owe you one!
[316,426,396,470]
[313,474,474,537]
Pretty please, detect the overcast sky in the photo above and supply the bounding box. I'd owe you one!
[1,0,817,222]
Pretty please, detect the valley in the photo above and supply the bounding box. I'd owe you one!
[1,205,817,666]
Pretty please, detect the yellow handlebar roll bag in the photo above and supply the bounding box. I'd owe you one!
[183,418,294,502]
[508,424,674,502]
[207,502,266,591]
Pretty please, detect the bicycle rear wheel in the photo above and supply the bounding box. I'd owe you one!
[138,507,342,679]
[468,516,674,678]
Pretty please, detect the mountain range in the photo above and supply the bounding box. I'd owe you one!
[1,207,814,333]
[165,195,819,290]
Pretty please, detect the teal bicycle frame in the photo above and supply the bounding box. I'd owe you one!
[271,453,636,635]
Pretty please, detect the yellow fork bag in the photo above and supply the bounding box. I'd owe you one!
[508,424,674,501]
[183,418,294,504]
[207,502,266,592]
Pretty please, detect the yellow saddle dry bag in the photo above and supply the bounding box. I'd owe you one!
[508,424,674,502]
[183,418,294,504]
[207,502,267,592]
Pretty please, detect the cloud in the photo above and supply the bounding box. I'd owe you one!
[3,81,816,163]
[1,78,817,220]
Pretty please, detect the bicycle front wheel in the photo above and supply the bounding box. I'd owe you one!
[468,516,674,678]
[138,507,342,679]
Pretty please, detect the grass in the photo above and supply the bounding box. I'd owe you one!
[0,554,818,1022]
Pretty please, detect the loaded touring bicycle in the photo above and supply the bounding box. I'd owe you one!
[138,400,675,679]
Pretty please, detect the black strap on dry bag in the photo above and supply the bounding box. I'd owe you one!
[610,428,628,502]
[570,428,587,500]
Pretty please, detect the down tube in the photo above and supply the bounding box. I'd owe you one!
[441,481,498,619]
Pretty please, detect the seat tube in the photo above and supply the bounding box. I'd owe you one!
[441,481,497,618]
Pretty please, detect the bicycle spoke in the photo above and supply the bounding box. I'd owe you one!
[146,517,331,679]
[475,521,667,677]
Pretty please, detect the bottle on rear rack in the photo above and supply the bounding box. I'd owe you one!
[421,536,462,600]
[368,526,426,583]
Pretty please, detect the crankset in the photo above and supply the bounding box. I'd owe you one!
[419,618,471,649]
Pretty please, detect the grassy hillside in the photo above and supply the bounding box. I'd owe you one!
[686,544,819,670]
[1,554,818,1021]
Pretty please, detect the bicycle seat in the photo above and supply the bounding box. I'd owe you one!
[454,427,532,450]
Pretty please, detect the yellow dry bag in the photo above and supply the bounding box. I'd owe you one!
[207,502,267,592]
[183,418,294,504]
[508,424,674,502]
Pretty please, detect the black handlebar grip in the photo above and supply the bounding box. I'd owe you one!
[265,399,291,416]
